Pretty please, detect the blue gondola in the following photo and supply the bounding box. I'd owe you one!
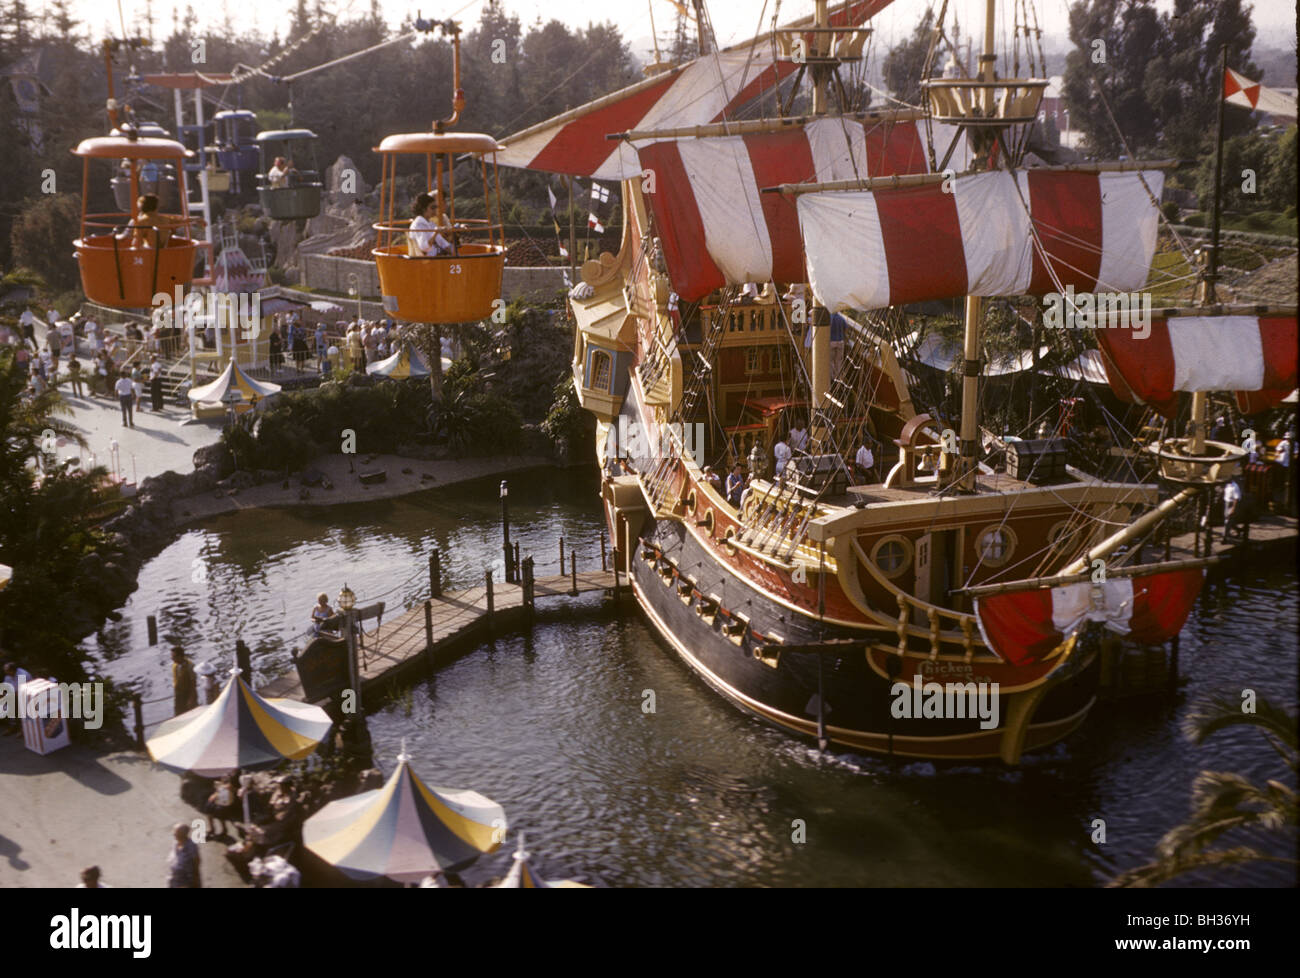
[213,110,260,171]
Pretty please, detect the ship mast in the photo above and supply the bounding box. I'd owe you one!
[809,0,832,427]
[955,0,1000,491]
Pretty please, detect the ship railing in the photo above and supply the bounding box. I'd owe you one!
[848,537,981,660]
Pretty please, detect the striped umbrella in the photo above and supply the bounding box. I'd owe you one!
[188,358,282,404]
[365,343,431,379]
[146,671,332,777]
[494,834,591,888]
[303,749,505,883]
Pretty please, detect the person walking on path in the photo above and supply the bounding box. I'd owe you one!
[114,373,135,427]
[166,823,201,888]
[77,866,111,888]
[171,646,198,715]
[67,356,83,398]
[149,356,165,412]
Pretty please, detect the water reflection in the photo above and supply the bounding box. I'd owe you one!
[88,474,1298,887]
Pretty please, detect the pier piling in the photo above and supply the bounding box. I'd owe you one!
[424,600,433,657]
[570,551,578,596]
[559,536,565,569]
[501,481,513,583]
[523,556,535,619]
[131,694,144,749]
[429,549,442,598]
[485,570,495,619]
[146,614,158,646]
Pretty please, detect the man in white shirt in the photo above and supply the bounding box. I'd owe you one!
[854,440,875,483]
[788,422,808,454]
[114,373,135,427]
[1222,478,1242,538]
[773,437,792,476]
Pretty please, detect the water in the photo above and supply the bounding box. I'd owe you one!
[89,472,1299,887]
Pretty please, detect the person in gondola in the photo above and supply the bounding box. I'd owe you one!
[409,192,455,258]
[267,156,290,189]
[124,194,170,249]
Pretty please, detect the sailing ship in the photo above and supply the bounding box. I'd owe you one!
[496,0,1297,761]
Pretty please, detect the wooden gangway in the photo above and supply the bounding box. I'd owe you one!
[260,567,623,704]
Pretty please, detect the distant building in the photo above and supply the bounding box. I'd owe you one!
[1037,75,1083,151]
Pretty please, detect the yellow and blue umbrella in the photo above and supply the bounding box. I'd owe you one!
[146,671,332,777]
[188,358,282,405]
[303,750,505,883]
[365,343,431,380]
[494,834,591,888]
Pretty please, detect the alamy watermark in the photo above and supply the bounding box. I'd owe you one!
[151,286,262,340]
[0,680,104,729]
[1043,286,1151,339]
[890,676,1000,730]
[610,418,705,467]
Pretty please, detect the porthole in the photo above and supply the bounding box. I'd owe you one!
[722,526,738,555]
[869,534,914,579]
[976,525,1018,568]
[1047,519,1081,556]
[687,489,697,513]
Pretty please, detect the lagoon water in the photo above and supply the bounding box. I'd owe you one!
[89,471,1299,887]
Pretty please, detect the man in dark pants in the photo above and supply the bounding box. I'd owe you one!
[114,373,135,427]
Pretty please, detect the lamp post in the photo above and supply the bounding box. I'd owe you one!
[337,582,358,699]
[500,480,513,583]
[347,272,362,322]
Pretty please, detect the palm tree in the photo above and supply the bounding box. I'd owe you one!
[1109,694,1298,887]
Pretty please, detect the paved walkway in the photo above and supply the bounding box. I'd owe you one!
[0,734,245,888]
[35,322,224,485]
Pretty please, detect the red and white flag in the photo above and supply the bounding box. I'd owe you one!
[1224,68,1297,118]
[975,568,1205,666]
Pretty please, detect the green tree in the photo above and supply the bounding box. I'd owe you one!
[1143,0,1258,159]
[1262,125,1298,212]
[1195,129,1273,214]
[1062,0,1163,158]
[0,347,111,674]
[882,9,934,108]
[1110,694,1297,887]
[9,193,82,291]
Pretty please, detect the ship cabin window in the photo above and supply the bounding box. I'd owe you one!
[977,526,1017,568]
[870,535,913,579]
[745,348,760,374]
[587,349,612,392]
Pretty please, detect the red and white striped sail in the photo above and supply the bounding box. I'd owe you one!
[975,567,1205,666]
[496,0,895,180]
[1096,311,1299,418]
[633,116,966,301]
[796,168,1165,311]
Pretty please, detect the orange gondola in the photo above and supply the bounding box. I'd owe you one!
[371,20,505,324]
[71,135,212,309]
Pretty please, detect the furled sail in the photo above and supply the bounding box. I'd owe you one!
[1095,310,1298,418]
[496,0,895,179]
[796,168,1164,311]
[634,115,965,301]
[975,567,1206,666]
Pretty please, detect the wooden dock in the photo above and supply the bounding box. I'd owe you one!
[260,569,623,704]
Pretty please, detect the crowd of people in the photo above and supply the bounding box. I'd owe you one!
[265,311,409,378]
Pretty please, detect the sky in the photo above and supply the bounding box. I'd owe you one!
[58,0,1300,61]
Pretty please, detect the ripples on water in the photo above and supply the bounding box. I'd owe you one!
[89,474,1298,887]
